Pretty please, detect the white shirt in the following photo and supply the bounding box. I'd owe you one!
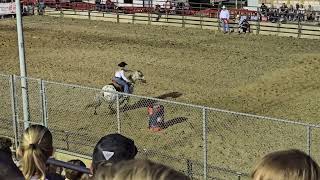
[219,10,230,19]
[115,70,130,82]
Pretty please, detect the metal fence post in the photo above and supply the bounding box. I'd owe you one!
[116,94,121,133]
[10,75,19,150]
[307,126,311,156]
[202,108,208,180]
[39,79,48,127]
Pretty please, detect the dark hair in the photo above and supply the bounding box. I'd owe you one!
[0,137,24,180]
[0,137,13,155]
[65,159,86,180]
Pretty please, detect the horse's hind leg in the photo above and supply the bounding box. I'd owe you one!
[93,95,102,115]
[94,107,98,115]
[108,103,116,114]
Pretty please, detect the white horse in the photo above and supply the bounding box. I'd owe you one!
[86,70,146,114]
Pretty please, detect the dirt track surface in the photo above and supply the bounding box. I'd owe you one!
[1,16,320,177]
[1,16,320,122]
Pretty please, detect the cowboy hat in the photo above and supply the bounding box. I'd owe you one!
[118,62,128,67]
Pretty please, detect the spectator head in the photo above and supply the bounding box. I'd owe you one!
[65,159,86,180]
[94,159,190,180]
[0,137,24,180]
[17,124,53,180]
[92,133,137,173]
[222,5,226,9]
[251,149,320,180]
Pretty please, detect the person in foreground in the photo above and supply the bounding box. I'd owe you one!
[0,136,24,180]
[91,133,137,173]
[17,124,63,180]
[94,159,190,180]
[251,149,320,180]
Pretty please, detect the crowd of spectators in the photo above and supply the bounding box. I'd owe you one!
[1,125,320,180]
[260,3,320,22]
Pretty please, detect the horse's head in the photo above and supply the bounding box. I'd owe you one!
[129,70,146,83]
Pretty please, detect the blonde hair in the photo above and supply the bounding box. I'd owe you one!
[252,149,320,180]
[18,125,53,180]
[94,159,190,180]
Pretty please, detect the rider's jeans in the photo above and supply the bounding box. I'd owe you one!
[113,77,130,94]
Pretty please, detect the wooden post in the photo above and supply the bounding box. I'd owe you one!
[88,10,91,20]
[182,11,185,27]
[298,21,302,38]
[256,15,260,34]
[148,9,151,25]
[200,14,203,29]
[132,13,135,24]
[277,19,281,35]
[116,8,119,23]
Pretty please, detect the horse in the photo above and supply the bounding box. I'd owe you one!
[85,70,146,115]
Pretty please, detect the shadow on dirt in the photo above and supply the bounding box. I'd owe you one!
[121,91,182,112]
[160,117,188,129]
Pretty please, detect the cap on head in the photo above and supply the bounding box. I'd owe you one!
[92,133,137,171]
[118,62,128,68]
[222,5,226,9]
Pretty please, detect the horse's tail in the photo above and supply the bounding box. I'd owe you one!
[85,102,96,109]
[85,93,103,109]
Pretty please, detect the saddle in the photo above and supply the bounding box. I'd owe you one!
[111,80,123,92]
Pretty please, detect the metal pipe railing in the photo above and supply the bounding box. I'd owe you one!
[47,158,91,174]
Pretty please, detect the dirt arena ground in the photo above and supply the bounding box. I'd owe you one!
[1,16,320,178]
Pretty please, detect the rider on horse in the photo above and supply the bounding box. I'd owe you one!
[112,62,131,94]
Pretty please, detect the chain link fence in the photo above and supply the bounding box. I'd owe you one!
[1,74,320,179]
[0,74,15,142]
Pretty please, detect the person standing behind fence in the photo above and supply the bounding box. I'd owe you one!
[219,5,230,34]
[17,125,56,180]
[251,149,320,180]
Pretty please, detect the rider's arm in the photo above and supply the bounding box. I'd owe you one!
[120,70,130,83]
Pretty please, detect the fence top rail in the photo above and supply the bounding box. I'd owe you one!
[17,75,318,128]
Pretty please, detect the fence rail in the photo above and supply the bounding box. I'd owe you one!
[1,73,320,180]
[40,6,320,39]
